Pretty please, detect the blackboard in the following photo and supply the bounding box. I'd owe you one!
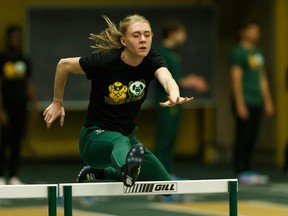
[27,5,216,109]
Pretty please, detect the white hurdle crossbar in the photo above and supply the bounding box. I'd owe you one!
[0,184,58,216]
[59,179,238,216]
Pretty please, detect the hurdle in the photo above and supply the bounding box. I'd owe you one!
[0,184,58,216]
[59,179,238,216]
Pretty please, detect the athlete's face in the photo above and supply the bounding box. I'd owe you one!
[8,30,22,51]
[240,24,260,44]
[170,28,187,47]
[121,22,152,58]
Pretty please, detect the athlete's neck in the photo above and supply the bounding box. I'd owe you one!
[162,39,176,49]
[121,50,143,67]
[240,40,256,50]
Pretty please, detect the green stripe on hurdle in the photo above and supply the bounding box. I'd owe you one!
[229,180,238,216]
[48,186,57,216]
[63,185,73,216]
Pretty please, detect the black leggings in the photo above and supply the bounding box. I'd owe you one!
[233,105,262,175]
[0,103,27,178]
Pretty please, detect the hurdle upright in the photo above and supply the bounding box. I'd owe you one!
[0,184,58,216]
[59,179,238,216]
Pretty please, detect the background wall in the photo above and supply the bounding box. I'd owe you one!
[0,0,287,167]
[27,5,215,108]
[274,0,288,166]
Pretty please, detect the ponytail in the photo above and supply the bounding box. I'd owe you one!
[89,14,151,52]
[89,15,123,52]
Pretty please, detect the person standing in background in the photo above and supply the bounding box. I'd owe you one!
[229,19,274,184]
[153,21,208,180]
[0,25,38,185]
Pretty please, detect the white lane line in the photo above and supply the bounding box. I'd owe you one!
[148,203,229,216]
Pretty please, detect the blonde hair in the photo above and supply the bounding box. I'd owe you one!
[90,14,151,52]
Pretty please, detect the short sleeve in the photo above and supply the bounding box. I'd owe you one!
[79,52,103,79]
[24,57,31,78]
[148,49,167,71]
[0,55,4,78]
[229,47,244,67]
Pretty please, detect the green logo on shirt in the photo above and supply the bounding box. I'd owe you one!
[3,61,27,79]
[105,80,146,105]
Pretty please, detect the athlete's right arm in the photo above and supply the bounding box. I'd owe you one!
[0,78,8,125]
[43,57,84,129]
[230,65,248,120]
[53,57,84,101]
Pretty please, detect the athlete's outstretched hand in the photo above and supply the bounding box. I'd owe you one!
[43,102,65,129]
[159,96,194,107]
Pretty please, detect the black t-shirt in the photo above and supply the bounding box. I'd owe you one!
[0,53,31,105]
[79,49,167,135]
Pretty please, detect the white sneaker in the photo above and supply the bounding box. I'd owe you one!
[238,171,269,185]
[8,177,24,185]
[0,177,6,185]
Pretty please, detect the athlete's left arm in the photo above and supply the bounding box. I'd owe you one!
[260,69,274,117]
[26,77,38,125]
[26,78,37,109]
[154,67,193,107]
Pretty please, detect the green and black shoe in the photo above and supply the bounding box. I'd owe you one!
[77,166,104,183]
[122,143,145,187]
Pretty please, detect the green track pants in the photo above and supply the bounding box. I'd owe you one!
[79,126,171,182]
